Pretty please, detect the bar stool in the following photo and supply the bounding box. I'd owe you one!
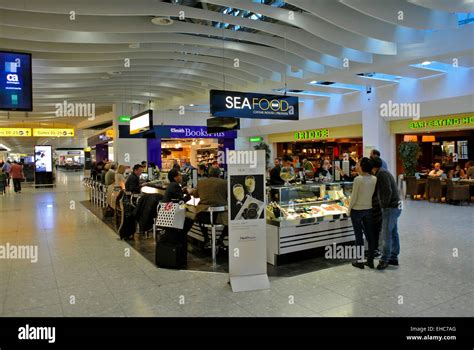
[201,206,227,270]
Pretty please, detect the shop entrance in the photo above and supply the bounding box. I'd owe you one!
[160,138,220,171]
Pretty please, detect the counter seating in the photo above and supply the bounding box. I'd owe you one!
[199,206,227,270]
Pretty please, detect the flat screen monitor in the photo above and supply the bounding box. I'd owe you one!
[34,145,53,173]
[130,110,153,135]
[207,117,240,135]
[0,51,33,111]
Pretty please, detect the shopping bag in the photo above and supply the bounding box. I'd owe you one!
[156,202,186,229]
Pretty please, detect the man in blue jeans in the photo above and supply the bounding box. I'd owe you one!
[371,157,402,270]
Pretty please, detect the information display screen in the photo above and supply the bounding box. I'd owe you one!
[0,51,33,111]
[130,110,153,135]
[34,145,53,173]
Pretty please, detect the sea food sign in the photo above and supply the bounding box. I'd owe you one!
[294,128,329,141]
[210,90,299,120]
[409,116,474,130]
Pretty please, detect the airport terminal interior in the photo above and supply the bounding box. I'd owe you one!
[0,0,473,318]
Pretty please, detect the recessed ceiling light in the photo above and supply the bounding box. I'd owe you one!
[108,71,122,76]
[421,61,432,66]
[129,43,140,49]
[189,104,195,107]
[151,17,174,26]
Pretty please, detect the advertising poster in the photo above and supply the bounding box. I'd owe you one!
[228,150,270,292]
[34,146,52,173]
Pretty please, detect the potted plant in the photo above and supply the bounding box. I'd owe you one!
[399,141,421,176]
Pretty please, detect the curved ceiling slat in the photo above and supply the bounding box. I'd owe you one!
[286,0,425,43]
[34,84,198,95]
[407,0,474,13]
[341,0,458,30]
[201,0,397,55]
[34,82,204,94]
[0,27,325,74]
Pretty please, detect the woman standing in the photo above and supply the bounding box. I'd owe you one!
[347,157,377,269]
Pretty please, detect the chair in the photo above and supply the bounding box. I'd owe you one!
[427,178,446,202]
[446,179,470,205]
[405,176,426,200]
[200,206,227,269]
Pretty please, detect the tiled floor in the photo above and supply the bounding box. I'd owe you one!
[0,172,472,317]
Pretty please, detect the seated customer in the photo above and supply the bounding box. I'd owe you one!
[315,160,332,181]
[192,167,228,248]
[105,162,116,186]
[453,164,466,179]
[466,161,474,179]
[197,164,208,178]
[428,163,444,177]
[125,164,143,194]
[162,169,194,267]
[115,165,127,189]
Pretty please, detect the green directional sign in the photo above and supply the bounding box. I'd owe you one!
[249,137,263,142]
[119,115,131,122]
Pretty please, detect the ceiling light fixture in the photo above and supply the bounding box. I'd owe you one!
[151,17,174,26]
[421,61,432,66]
[129,43,140,49]
[199,140,204,145]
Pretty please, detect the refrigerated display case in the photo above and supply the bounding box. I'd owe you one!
[266,182,354,265]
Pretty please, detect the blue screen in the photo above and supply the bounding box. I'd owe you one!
[0,51,33,111]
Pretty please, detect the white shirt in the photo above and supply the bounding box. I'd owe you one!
[429,169,444,177]
[348,174,377,215]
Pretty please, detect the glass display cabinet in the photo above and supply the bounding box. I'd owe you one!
[266,182,355,265]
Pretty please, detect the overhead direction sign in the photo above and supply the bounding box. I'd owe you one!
[0,128,31,137]
[33,128,75,137]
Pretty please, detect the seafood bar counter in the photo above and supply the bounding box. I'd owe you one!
[266,182,354,265]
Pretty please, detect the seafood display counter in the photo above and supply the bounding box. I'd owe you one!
[266,182,354,265]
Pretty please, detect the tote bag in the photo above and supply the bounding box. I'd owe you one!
[156,202,186,229]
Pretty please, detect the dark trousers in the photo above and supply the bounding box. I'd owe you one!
[13,178,22,192]
[372,207,383,251]
[5,173,10,186]
[195,211,228,244]
[351,209,375,261]
[165,217,194,265]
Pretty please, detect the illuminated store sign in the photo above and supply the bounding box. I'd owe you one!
[409,116,474,130]
[210,90,298,120]
[249,137,263,142]
[294,129,329,141]
[33,128,74,137]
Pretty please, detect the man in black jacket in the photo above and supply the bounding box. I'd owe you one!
[371,157,402,270]
[125,164,143,194]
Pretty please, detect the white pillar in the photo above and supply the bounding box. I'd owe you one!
[113,103,148,168]
[361,91,396,175]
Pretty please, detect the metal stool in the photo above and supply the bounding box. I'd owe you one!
[201,206,227,270]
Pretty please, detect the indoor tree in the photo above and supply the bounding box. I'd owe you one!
[399,141,422,176]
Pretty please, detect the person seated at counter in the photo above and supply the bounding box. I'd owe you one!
[115,165,127,189]
[125,164,144,194]
[191,167,228,249]
[465,161,474,179]
[269,157,285,186]
[453,164,466,179]
[302,158,315,178]
[315,160,332,181]
[197,164,208,178]
[105,162,117,186]
[428,163,444,177]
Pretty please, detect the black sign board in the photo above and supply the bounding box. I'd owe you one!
[210,90,299,120]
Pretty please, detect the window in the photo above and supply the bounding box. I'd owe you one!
[457,140,468,159]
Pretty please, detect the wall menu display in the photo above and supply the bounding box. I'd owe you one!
[34,145,53,173]
[130,110,153,135]
[210,90,299,120]
[0,51,33,111]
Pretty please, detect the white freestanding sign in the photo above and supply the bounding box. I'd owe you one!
[228,150,270,292]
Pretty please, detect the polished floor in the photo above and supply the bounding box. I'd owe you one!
[0,172,472,317]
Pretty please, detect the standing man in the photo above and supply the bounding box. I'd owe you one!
[2,160,11,187]
[371,157,402,270]
[370,149,388,170]
[269,158,284,186]
[10,161,24,193]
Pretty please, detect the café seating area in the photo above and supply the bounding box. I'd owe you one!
[405,176,473,205]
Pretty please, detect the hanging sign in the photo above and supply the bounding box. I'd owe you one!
[210,90,299,120]
[33,128,74,137]
[0,128,31,137]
